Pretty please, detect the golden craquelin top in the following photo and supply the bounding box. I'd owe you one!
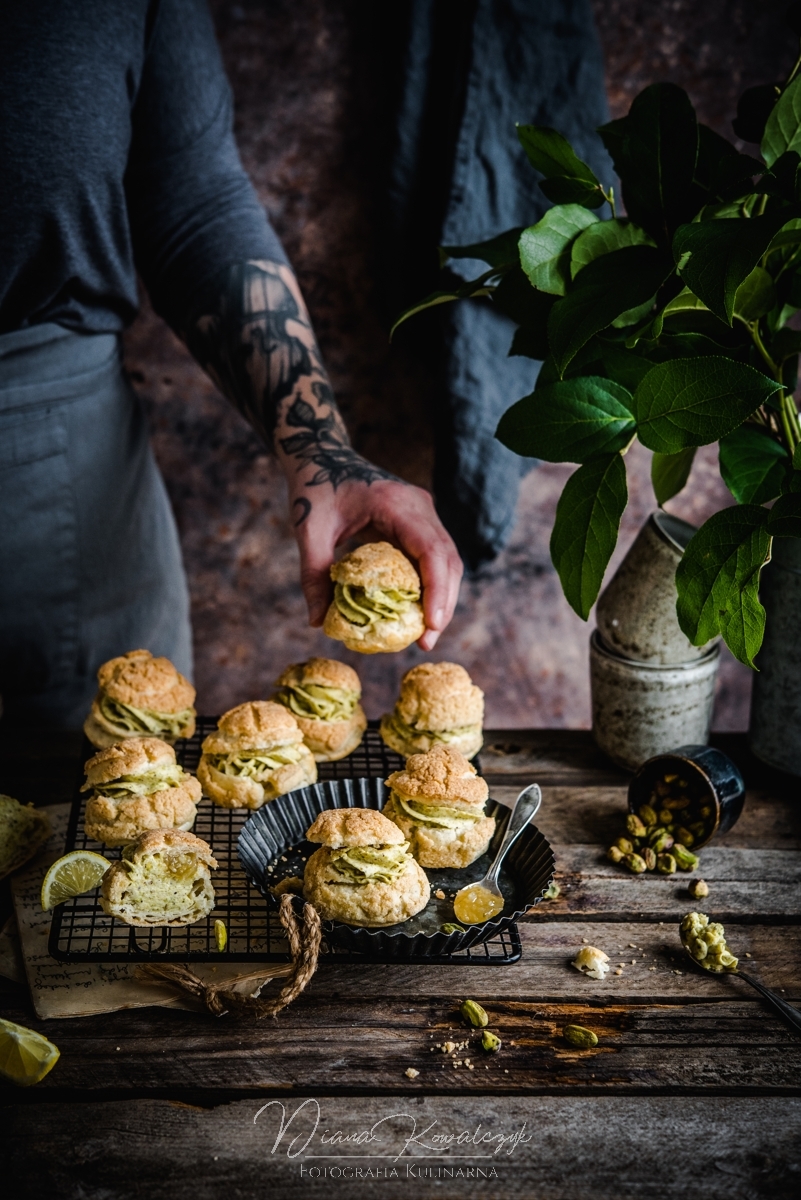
[331,542,421,593]
[273,658,367,762]
[84,649,196,747]
[275,657,362,697]
[380,661,484,759]
[386,745,489,809]
[82,736,180,789]
[306,807,407,849]
[201,700,304,754]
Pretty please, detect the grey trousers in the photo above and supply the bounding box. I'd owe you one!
[0,323,192,729]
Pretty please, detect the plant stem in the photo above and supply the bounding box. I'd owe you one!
[749,321,801,454]
[601,186,617,218]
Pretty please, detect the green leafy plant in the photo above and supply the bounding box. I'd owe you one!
[393,12,801,668]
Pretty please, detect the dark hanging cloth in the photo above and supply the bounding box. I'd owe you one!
[384,0,613,569]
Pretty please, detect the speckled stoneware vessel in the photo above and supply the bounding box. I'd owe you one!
[590,632,720,772]
[596,512,715,665]
[750,536,801,776]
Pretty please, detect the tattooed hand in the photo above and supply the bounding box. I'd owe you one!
[186,259,463,649]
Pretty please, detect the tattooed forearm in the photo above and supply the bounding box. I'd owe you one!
[185,260,395,498]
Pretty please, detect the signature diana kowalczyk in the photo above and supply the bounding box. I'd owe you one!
[254,1098,532,1177]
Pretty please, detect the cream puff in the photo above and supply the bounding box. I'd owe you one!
[303,807,429,926]
[197,701,317,809]
[383,745,495,868]
[81,737,202,847]
[273,658,367,761]
[84,649,196,748]
[0,795,51,880]
[323,542,425,653]
[380,662,484,760]
[100,829,216,927]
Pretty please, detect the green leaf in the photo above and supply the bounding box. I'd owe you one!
[516,124,601,186]
[766,489,801,536]
[733,267,777,322]
[571,219,656,279]
[540,177,607,208]
[440,228,525,270]
[651,447,697,505]
[719,425,788,504]
[509,325,550,360]
[550,454,628,619]
[390,274,495,338]
[673,210,798,324]
[599,83,700,244]
[632,357,783,453]
[519,206,599,296]
[548,245,673,375]
[496,376,635,463]
[733,84,779,144]
[675,506,772,666]
[492,266,556,327]
[762,76,801,167]
[770,326,801,363]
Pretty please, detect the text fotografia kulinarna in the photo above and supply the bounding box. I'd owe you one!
[254,1099,532,1163]
[299,1164,500,1179]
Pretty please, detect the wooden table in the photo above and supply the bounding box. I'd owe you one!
[2,729,800,1199]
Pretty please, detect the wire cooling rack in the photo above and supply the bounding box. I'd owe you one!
[48,719,521,965]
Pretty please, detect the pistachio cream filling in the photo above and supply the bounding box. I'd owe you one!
[328,842,411,885]
[334,583,418,627]
[384,712,479,746]
[206,745,306,781]
[276,684,359,722]
[394,793,482,830]
[97,694,195,739]
[89,763,188,799]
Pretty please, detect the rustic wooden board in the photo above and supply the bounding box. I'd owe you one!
[4,1095,800,1199]
[1,988,799,1099]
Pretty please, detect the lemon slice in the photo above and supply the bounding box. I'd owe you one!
[0,1018,60,1086]
[214,919,227,951]
[41,850,111,910]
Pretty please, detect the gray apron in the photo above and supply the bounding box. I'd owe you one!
[0,323,192,729]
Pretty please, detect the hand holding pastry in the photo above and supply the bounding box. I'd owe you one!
[288,471,463,651]
[322,542,425,654]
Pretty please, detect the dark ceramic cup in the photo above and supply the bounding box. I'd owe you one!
[628,744,745,849]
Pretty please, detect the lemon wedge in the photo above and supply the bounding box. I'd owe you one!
[214,919,227,951]
[0,1018,60,1086]
[41,850,111,910]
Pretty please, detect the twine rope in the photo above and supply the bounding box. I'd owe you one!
[138,894,321,1018]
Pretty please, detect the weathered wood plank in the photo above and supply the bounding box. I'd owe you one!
[1,996,798,1099]
[495,785,801,850]
[4,1096,800,1198]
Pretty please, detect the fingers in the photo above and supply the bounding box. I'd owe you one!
[293,501,338,627]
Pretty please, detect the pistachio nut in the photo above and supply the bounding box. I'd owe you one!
[699,804,713,820]
[647,826,670,846]
[652,832,674,854]
[481,1030,502,1053]
[689,821,707,838]
[688,879,709,899]
[460,999,489,1028]
[544,881,561,900]
[441,923,466,934]
[658,808,672,825]
[638,804,658,827]
[615,837,634,855]
[642,847,657,871]
[624,853,647,874]
[607,845,624,864]
[675,827,695,848]
[673,844,699,871]
[563,1025,598,1048]
[626,813,647,838]
[680,911,738,973]
[657,853,677,874]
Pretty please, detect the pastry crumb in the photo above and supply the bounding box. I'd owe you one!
[404,1068,419,1080]
[435,889,445,899]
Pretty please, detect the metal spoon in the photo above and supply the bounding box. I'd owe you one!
[681,942,801,1037]
[452,783,542,924]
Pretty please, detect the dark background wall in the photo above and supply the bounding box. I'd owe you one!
[123,0,798,727]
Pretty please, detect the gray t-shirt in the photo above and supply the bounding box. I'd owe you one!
[0,0,286,334]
